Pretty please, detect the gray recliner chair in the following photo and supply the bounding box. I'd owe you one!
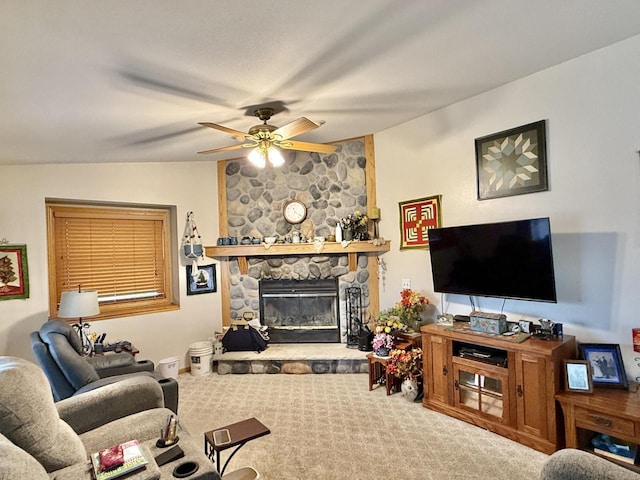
[540,449,640,480]
[30,320,178,413]
[0,356,219,480]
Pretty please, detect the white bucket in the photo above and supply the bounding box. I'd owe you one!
[158,356,180,379]
[189,341,213,376]
[221,466,261,480]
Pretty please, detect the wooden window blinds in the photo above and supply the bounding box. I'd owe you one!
[47,203,176,319]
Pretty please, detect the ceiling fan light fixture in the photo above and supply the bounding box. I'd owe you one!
[248,146,267,168]
[267,145,285,167]
[248,141,284,168]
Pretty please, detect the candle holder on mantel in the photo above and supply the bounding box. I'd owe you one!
[369,207,381,239]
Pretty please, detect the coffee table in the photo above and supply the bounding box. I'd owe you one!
[204,417,270,475]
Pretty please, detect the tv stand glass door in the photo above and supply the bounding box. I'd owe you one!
[452,358,510,423]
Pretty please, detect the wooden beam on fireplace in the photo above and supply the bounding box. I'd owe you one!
[204,240,390,275]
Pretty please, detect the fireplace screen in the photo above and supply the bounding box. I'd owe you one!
[259,279,339,343]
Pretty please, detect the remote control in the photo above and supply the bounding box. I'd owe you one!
[213,429,231,446]
[154,445,184,466]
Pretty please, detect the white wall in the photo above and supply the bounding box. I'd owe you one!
[375,35,640,379]
[0,161,222,370]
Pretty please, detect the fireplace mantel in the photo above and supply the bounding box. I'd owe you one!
[205,240,390,274]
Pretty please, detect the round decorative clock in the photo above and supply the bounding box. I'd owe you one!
[283,199,307,224]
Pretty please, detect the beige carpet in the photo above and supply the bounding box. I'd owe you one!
[177,372,548,480]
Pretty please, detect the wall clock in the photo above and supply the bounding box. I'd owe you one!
[283,200,307,224]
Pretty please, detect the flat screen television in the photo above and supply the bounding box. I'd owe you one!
[427,217,557,303]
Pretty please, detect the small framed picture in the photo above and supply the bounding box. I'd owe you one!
[186,264,216,296]
[0,244,29,300]
[578,343,628,389]
[564,360,593,393]
[398,195,442,250]
[518,320,533,334]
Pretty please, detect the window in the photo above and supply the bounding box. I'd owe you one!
[47,201,178,320]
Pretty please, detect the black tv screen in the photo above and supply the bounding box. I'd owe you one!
[427,217,557,303]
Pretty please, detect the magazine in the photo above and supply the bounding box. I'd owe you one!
[90,440,148,480]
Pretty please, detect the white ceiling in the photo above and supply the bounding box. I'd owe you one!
[2,0,640,165]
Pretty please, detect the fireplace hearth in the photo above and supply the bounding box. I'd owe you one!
[259,279,339,343]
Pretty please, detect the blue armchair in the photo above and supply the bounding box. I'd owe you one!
[30,320,178,413]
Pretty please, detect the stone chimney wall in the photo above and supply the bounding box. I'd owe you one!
[224,138,371,339]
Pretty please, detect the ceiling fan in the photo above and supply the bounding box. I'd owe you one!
[197,107,336,167]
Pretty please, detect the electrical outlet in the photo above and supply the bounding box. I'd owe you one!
[401,278,411,289]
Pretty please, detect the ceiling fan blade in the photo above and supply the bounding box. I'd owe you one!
[282,140,336,154]
[199,122,249,139]
[197,144,248,155]
[272,117,321,140]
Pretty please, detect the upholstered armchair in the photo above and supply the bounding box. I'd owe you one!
[0,356,219,480]
[30,320,178,413]
[540,449,640,480]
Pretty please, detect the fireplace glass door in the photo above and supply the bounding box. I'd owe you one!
[259,279,339,343]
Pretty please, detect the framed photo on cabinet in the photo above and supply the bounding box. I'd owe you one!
[564,360,593,393]
[578,343,628,389]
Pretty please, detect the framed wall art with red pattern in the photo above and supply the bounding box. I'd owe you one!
[398,195,442,250]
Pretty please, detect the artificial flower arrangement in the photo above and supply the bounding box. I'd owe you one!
[398,288,429,321]
[385,348,423,380]
[372,332,394,355]
[339,210,369,239]
[372,288,430,333]
[373,307,409,334]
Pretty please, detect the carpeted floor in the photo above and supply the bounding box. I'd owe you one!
[177,372,548,480]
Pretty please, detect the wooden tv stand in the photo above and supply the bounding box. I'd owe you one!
[421,323,576,454]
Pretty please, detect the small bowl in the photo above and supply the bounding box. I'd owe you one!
[264,236,277,244]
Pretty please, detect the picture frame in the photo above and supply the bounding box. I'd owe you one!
[564,360,593,393]
[398,195,442,250]
[186,264,216,296]
[0,244,29,300]
[475,120,548,200]
[578,343,628,389]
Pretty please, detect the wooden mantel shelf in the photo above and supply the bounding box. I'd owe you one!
[205,240,390,274]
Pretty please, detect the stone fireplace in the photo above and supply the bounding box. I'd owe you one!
[211,136,384,343]
[259,278,339,343]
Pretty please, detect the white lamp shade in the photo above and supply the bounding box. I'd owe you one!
[267,146,285,167]
[248,147,267,168]
[58,290,100,318]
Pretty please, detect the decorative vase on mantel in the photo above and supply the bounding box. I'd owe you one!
[343,228,354,241]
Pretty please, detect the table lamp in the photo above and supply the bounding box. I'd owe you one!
[58,287,100,356]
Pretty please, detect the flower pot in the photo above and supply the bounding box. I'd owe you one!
[183,244,203,258]
[374,347,390,357]
[344,229,354,241]
[401,377,420,401]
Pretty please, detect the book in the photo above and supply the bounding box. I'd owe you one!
[90,440,148,480]
[591,433,638,465]
[594,447,636,465]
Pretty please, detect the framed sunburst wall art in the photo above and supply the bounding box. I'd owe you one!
[398,195,442,250]
[475,120,548,200]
